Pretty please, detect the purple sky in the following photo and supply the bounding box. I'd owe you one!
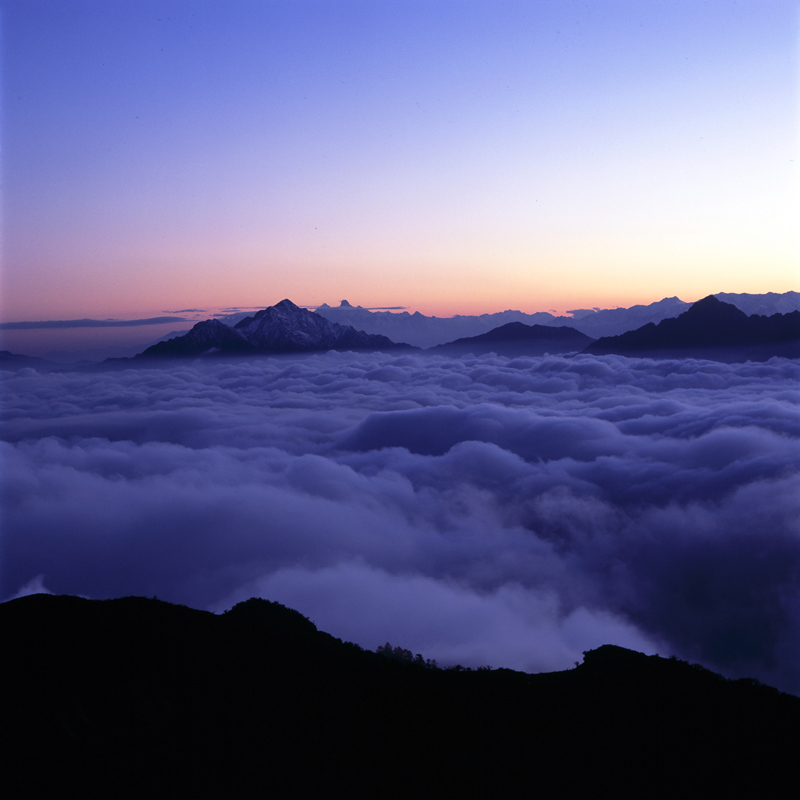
[2,1,798,323]
[1,2,799,696]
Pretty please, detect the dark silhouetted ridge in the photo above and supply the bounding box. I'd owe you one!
[138,319,257,357]
[428,321,594,357]
[585,295,800,361]
[1,594,797,797]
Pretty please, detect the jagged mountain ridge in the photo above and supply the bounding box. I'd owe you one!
[138,299,414,357]
[122,295,800,362]
[140,291,798,355]
[563,296,690,338]
[233,299,406,352]
[314,292,800,347]
[585,295,800,361]
[715,290,800,317]
[314,301,566,348]
[1,593,797,797]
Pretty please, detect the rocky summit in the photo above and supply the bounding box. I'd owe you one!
[138,299,413,358]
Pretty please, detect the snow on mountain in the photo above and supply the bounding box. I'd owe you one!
[714,291,800,317]
[138,300,412,358]
[232,299,411,353]
[234,300,352,351]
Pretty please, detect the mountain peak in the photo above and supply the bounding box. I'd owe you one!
[274,299,301,311]
[692,295,721,308]
[340,300,353,307]
[134,298,413,358]
[134,299,411,356]
[585,296,799,360]
[684,295,747,323]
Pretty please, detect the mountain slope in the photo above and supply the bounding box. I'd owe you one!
[138,319,257,357]
[233,299,408,352]
[585,296,800,361]
[1,593,797,797]
[427,321,594,356]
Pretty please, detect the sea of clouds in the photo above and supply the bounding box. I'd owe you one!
[2,351,799,692]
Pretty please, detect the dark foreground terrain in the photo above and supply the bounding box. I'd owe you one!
[2,595,797,798]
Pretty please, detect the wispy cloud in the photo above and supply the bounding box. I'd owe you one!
[0,317,188,330]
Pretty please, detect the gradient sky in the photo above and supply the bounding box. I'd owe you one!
[2,0,798,321]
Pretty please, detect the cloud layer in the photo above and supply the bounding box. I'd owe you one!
[2,352,799,691]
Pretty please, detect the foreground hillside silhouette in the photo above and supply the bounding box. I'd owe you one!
[1,595,798,797]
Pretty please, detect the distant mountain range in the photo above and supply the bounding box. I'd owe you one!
[1,593,797,796]
[134,295,799,363]
[314,291,800,346]
[313,299,562,348]
[0,350,54,369]
[3,292,798,366]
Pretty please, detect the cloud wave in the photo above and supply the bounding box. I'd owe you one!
[2,352,798,691]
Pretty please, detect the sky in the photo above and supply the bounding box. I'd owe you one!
[2,0,799,324]
[2,0,799,703]
[4,350,800,694]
